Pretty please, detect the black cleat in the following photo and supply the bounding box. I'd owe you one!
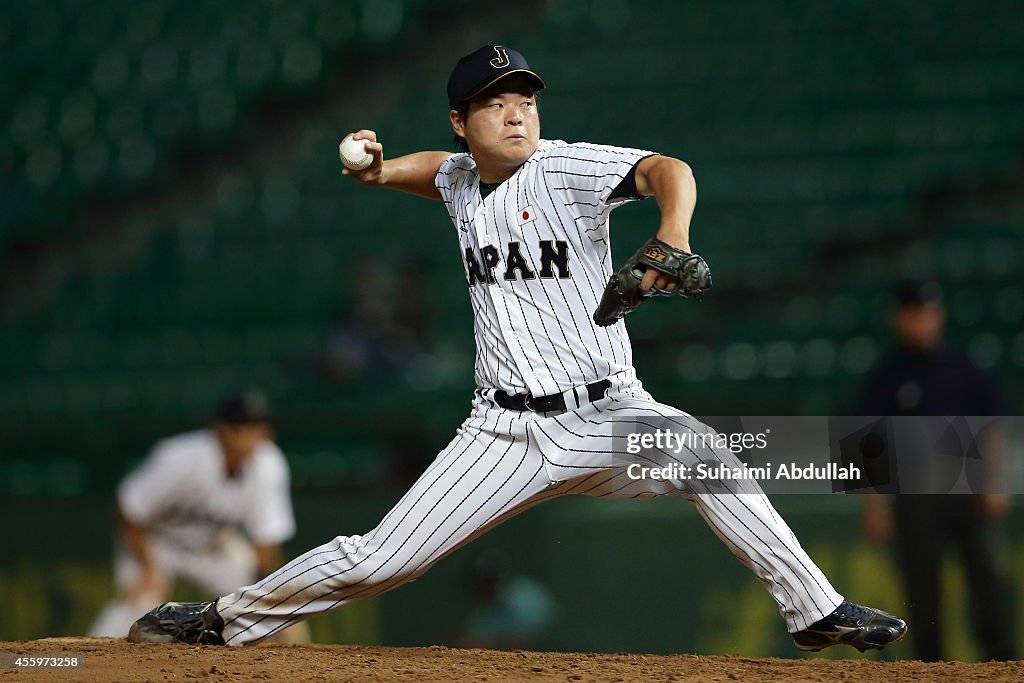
[128,601,225,645]
[793,601,907,652]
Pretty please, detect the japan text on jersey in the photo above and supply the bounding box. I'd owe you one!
[436,140,653,397]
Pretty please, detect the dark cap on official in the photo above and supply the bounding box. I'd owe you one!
[447,44,546,110]
[894,279,944,307]
[215,388,272,424]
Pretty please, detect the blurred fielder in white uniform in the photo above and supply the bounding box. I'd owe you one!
[90,389,299,640]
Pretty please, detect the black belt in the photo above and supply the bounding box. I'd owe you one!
[494,379,611,413]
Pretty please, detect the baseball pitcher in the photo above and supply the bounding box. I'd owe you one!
[129,45,906,653]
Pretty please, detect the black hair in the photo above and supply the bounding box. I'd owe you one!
[451,90,540,154]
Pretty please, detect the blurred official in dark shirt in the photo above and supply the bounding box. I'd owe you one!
[859,280,1015,662]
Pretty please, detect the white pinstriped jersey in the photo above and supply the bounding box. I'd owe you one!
[214,143,847,648]
[436,139,654,396]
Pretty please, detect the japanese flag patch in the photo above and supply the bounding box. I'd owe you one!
[518,205,536,226]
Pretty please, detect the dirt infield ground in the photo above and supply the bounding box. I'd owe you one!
[2,638,1022,682]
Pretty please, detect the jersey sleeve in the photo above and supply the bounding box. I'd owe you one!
[243,444,296,546]
[117,441,190,526]
[544,142,657,210]
[435,153,473,226]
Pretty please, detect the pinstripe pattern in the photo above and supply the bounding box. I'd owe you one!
[531,388,842,633]
[217,383,841,644]
[212,139,844,646]
[436,140,647,396]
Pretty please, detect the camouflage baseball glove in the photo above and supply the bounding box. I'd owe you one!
[592,237,712,327]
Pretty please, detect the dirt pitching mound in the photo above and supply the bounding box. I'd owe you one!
[1,638,1021,682]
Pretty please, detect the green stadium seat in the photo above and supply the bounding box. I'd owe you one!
[3,0,1024,468]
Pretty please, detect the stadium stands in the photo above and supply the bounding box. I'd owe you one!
[2,0,1022,494]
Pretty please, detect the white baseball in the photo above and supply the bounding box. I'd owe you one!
[339,133,373,171]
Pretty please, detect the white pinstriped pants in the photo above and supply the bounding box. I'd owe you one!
[217,374,843,645]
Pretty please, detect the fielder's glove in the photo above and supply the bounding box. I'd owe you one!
[593,237,712,327]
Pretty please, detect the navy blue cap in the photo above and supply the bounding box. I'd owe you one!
[215,388,272,424]
[447,44,545,110]
[894,280,943,307]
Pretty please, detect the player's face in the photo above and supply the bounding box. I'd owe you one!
[894,303,945,351]
[216,422,273,471]
[451,77,540,179]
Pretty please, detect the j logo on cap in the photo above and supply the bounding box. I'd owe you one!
[489,46,510,69]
